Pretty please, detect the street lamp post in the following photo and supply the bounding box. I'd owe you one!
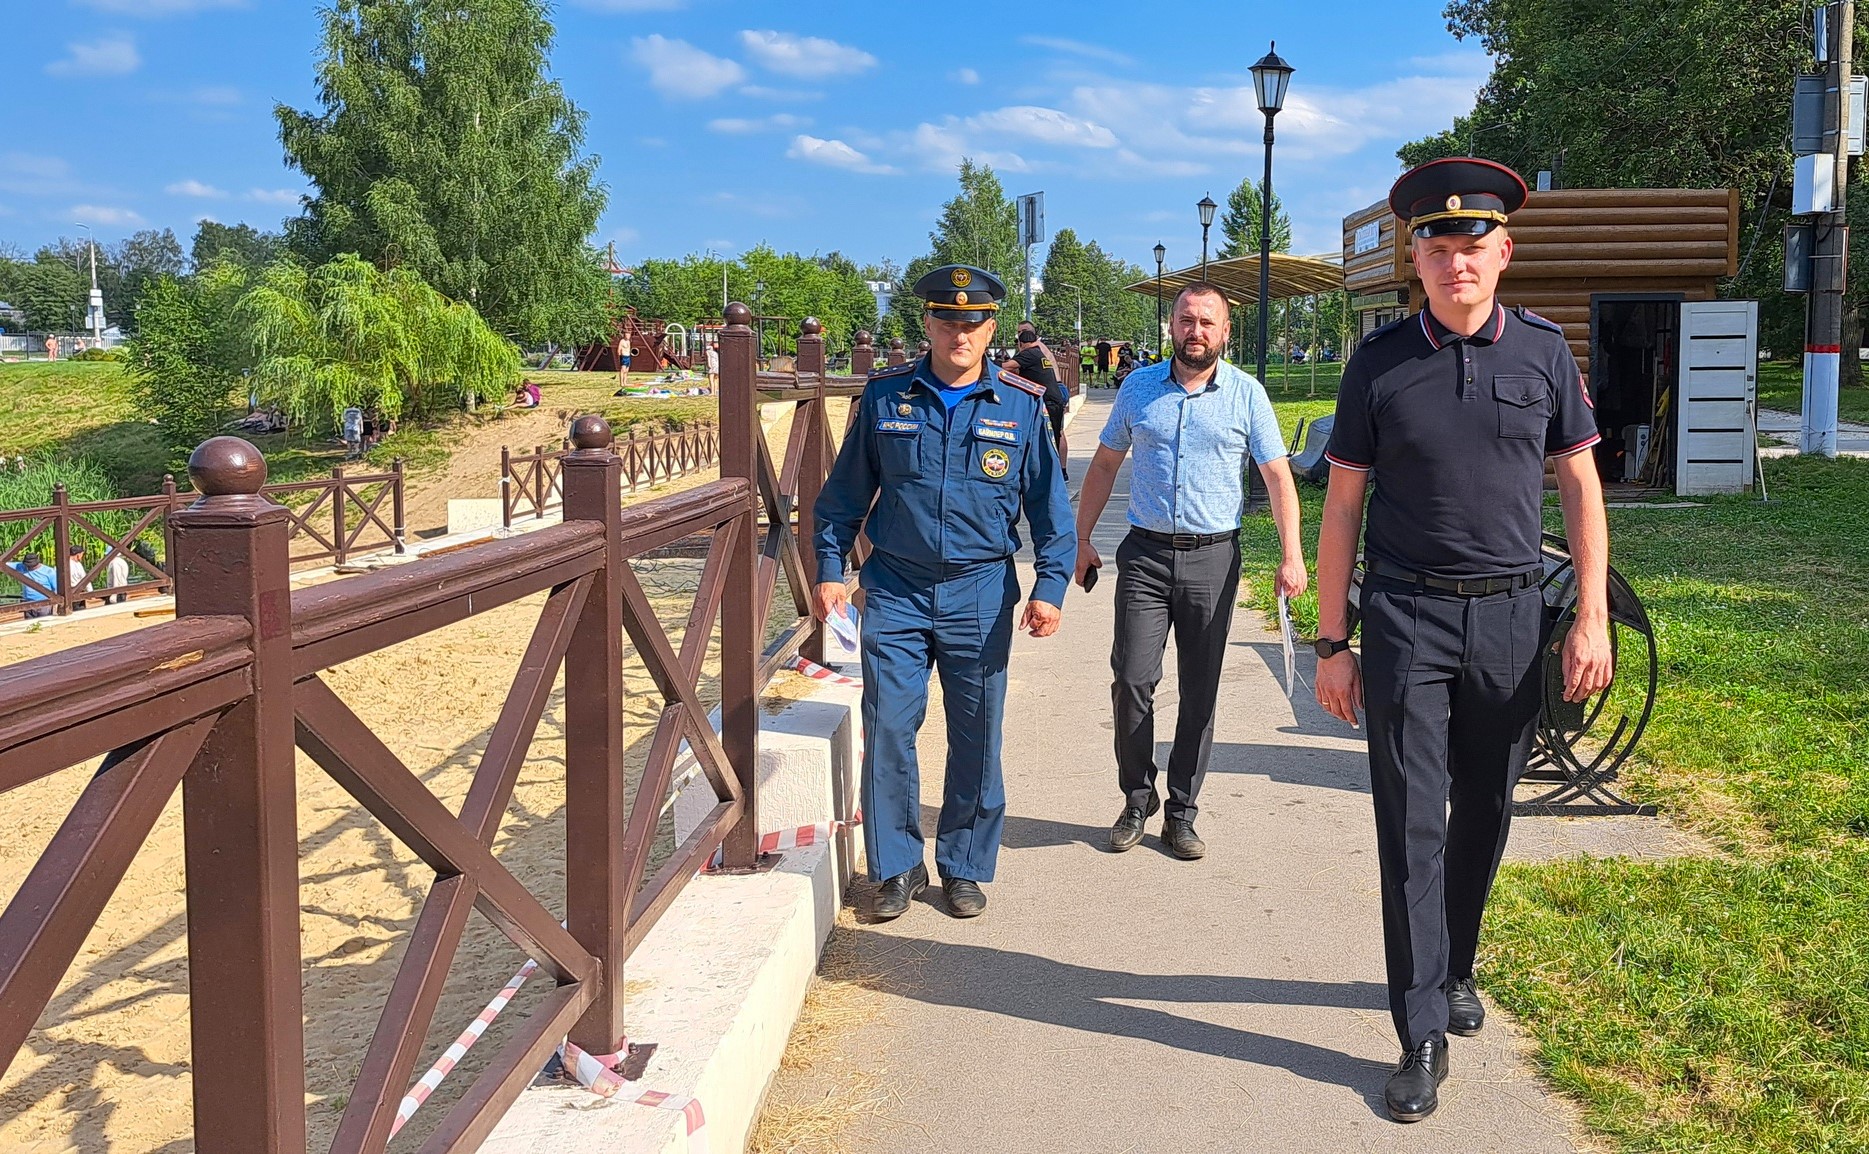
[1197,196,1217,280]
[1250,42,1293,388]
[1153,242,1166,357]
[75,222,104,347]
[1247,42,1293,515]
[1057,279,1084,348]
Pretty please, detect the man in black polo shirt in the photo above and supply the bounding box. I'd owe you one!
[1312,157,1613,1123]
[1003,324,1068,474]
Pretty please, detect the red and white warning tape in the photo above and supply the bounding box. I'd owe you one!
[561,1039,709,1153]
[789,655,861,685]
[390,959,539,1137]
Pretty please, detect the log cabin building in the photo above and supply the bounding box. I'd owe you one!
[1341,188,1758,495]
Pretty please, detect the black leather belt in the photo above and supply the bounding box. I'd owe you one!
[1132,527,1239,550]
[1367,559,1540,596]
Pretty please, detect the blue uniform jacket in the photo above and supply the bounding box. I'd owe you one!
[813,356,1076,607]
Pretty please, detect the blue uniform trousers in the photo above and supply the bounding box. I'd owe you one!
[1361,576,1546,1050]
[858,553,1017,883]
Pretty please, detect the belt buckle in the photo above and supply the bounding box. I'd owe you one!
[1171,533,1198,549]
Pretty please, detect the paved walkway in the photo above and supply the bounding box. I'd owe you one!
[781,396,1595,1152]
[1758,406,1869,458]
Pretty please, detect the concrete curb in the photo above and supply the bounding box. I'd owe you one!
[479,670,861,1153]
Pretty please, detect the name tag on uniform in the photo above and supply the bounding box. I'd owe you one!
[973,423,1019,444]
[876,419,923,434]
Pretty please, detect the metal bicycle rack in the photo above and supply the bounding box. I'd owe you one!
[1347,533,1659,816]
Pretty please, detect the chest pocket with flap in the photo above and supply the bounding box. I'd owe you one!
[1492,375,1549,440]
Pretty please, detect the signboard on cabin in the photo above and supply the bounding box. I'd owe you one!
[1353,221,1382,256]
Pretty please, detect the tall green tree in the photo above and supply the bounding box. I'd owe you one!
[277,0,610,345]
[128,261,254,458]
[1218,176,1292,260]
[926,159,1026,320]
[239,253,521,429]
[6,258,86,332]
[1035,228,1154,349]
[191,221,284,272]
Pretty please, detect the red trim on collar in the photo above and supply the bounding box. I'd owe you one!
[1492,303,1505,342]
[1419,311,1441,350]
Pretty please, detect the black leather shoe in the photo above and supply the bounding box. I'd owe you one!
[1160,818,1206,860]
[872,863,927,920]
[1446,976,1485,1036]
[1384,1038,1449,1122]
[941,876,987,918]
[1108,792,1161,852]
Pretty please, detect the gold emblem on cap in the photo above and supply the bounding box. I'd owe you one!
[954,290,969,305]
[950,268,972,288]
[1446,194,1463,211]
[898,403,913,416]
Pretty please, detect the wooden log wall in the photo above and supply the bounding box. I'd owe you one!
[1341,188,1739,377]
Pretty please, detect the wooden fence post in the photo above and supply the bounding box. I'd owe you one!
[851,329,875,377]
[717,302,762,868]
[331,465,347,566]
[560,415,628,1054]
[51,483,71,616]
[795,318,828,666]
[888,337,907,367]
[391,458,406,554]
[170,437,306,1154]
[500,446,513,529]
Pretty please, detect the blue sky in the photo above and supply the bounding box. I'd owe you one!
[0,0,1490,275]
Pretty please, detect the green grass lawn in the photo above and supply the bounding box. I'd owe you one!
[1239,386,1869,1153]
[1756,360,1869,424]
[0,362,717,502]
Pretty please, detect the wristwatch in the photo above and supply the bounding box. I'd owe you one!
[1313,636,1351,659]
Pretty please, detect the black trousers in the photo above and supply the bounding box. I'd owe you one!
[1361,576,1545,1050]
[1111,531,1240,821]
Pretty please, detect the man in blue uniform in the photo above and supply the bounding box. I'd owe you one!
[813,264,1075,920]
[1313,158,1614,1121]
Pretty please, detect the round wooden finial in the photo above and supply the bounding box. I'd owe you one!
[570,414,614,449]
[917,340,931,353]
[854,330,872,347]
[724,301,753,327]
[800,316,822,336]
[188,436,267,496]
[889,337,905,351]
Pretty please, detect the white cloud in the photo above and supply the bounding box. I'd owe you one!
[952,67,980,85]
[739,85,824,102]
[187,85,242,106]
[166,179,227,198]
[247,188,302,205]
[46,36,141,78]
[1020,36,1132,67]
[965,106,1118,149]
[739,30,876,79]
[786,135,898,175]
[629,35,744,99]
[895,123,1029,174]
[76,0,248,14]
[71,204,146,227]
[0,154,81,197]
[707,113,810,134]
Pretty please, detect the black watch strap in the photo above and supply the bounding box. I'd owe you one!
[1313,636,1350,659]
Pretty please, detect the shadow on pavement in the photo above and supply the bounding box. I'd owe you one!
[842,927,1392,1111]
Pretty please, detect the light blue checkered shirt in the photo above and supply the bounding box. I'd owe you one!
[1098,358,1287,535]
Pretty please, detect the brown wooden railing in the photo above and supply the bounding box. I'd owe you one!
[0,464,405,622]
[501,421,720,527]
[0,302,839,1153]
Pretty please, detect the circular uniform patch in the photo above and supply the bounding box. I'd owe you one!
[950,268,972,287]
[898,403,913,416]
[981,447,1010,478]
[954,290,969,305]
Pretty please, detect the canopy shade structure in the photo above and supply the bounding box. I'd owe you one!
[1124,252,1344,304]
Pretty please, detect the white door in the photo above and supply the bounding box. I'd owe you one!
[1675,299,1759,495]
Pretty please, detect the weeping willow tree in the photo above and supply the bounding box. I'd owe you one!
[238,253,519,430]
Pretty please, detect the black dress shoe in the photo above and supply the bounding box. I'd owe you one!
[1160,818,1206,860]
[872,863,927,920]
[941,876,986,918]
[1384,1037,1449,1122]
[1108,792,1161,852]
[1446,976,1485,1036]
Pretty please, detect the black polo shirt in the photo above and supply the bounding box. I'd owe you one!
[1325,303,1600,580]
[1013,342,1065,408]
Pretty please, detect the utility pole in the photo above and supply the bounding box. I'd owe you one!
[1806,0,1854,456]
